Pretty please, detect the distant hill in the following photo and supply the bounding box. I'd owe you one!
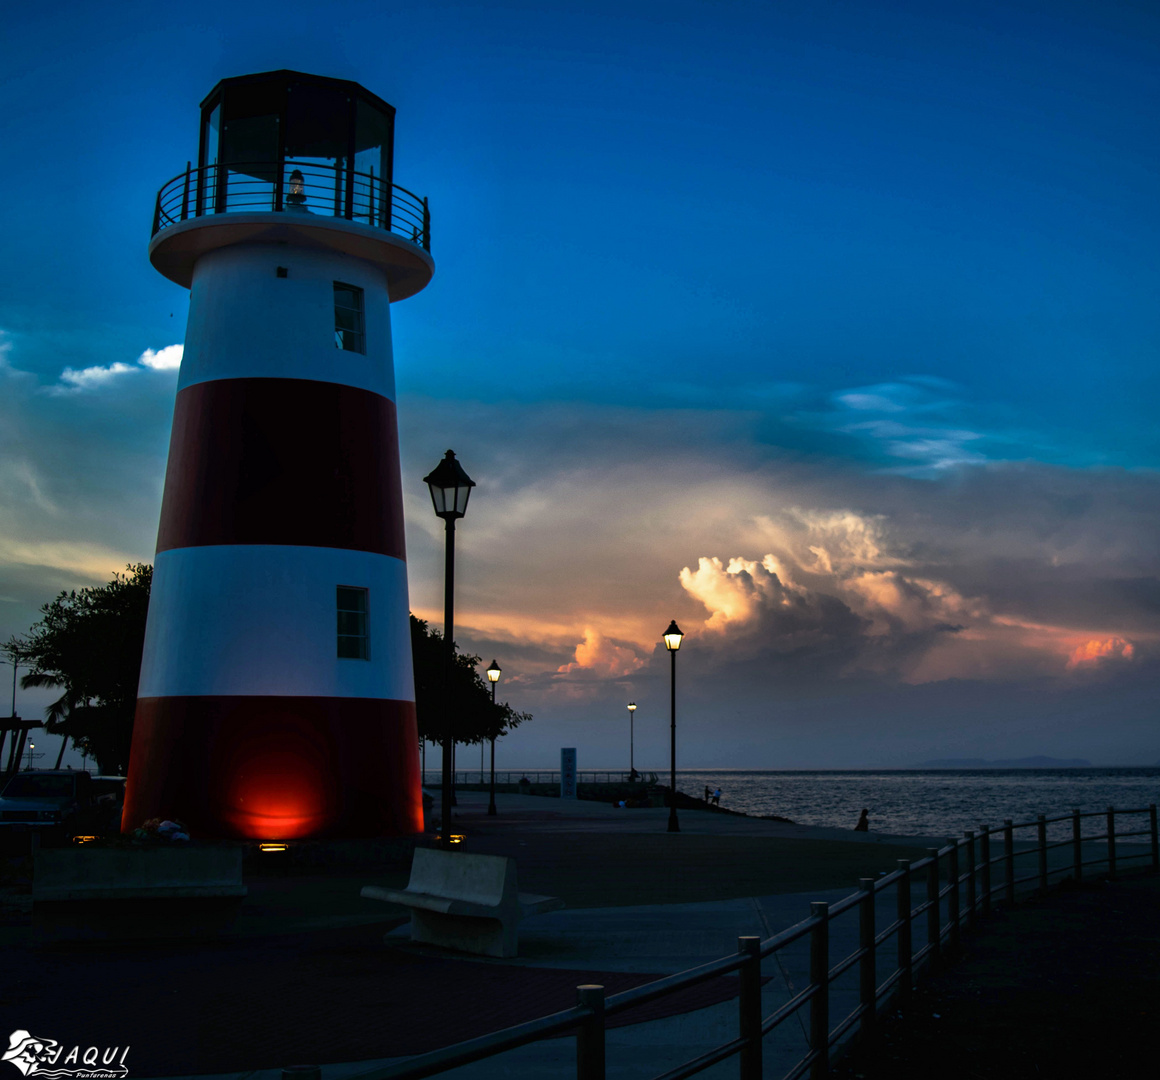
[918,756,1092,769]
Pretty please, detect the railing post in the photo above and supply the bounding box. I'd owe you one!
[1037,815,1048,893]
[858,879,876,1038]
[152,190,162,235]
[1150,804,1158,871]
[809,902,829,1080]
[181,161,191,221]
[1106,806,1116,881]
[896,860,912,1007]
[576,984,605,1080]
[964,831,976,931]
[925,849,940,962]
[423,195,431,249]
[979,826,991,917]
[1003,820,1015,904]
[946,844,960,953]
[738,936,762,1080]
[1072,809,1083,883]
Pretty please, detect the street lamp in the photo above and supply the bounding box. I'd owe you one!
[486,660,501,816]
[26,741,35,772]
[424,449,476,849]
[663,620,684,833]
[627,702,637,780]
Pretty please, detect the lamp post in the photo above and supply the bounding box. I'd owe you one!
[486,660,501,816]
[627,702,637,780]
[662,621,684,833]
[26,741,35,772]
[424,450,476,849]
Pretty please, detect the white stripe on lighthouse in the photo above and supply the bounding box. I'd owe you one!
[179,244,396,398]
[139,544,414,700]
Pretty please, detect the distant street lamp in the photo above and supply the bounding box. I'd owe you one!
[486,660,502,816]
[663,621,684,833]
[424,449,476,850]
[26,741,35,772]
[627,702,637,780]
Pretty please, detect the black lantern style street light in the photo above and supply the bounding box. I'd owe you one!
[627,702,637,780]
[486,660,501,816]
[424,450,476,849]
[663,621,684,833]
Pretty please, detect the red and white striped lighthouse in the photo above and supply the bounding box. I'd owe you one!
[122,70,432,839]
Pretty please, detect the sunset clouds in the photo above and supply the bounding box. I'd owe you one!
[3,0,1158,766]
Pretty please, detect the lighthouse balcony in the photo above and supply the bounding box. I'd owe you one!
[148,162,434,299]
[152,161,430,250]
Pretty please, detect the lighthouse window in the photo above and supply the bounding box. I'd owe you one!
[334,283,366,354]
[336,586,369,660]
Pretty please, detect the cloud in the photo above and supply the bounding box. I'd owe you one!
[1066,636,1135,670]
[556,628,645,679]
[137,344,184,371]
[51,344,183,394]
[56,361,136,390]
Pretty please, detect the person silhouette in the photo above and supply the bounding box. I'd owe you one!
[854,808,870,832]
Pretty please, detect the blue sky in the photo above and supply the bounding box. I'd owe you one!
[2,0,1158,769]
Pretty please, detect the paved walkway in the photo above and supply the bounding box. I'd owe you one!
[0,792,1138,1080]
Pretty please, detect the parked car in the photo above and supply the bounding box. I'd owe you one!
[0,770,121,846]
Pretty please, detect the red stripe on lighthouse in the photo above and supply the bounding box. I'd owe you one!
[124,695,423,839]
[156,378,406,557]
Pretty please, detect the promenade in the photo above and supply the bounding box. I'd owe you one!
[0,791,1143,1079]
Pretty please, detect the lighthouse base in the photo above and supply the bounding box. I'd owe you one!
[122,696,423,840]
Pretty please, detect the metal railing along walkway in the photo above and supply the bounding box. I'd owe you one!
[340,803,1159,1080]
[422,771,659,786]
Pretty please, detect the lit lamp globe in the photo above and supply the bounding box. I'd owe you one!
[424,449,476,520]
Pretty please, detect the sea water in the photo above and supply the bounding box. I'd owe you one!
[680,768,1160,840]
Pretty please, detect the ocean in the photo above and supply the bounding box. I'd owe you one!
[678,768,1160,840]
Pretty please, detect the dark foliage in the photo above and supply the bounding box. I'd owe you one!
[410,615,531,746]
[5,564,152,775]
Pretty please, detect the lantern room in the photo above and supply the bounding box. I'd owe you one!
[196,69,395,222]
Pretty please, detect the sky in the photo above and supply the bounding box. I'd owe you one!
[1,0,1158,770]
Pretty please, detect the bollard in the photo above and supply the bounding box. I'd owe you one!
[925,849,940,961]
[738,936,762,1080]
[1106,807,1116,881]
[1072,809,1083,883]
[858,879,876,1037]
[964,831,976,931]
[1003,820,1015,905]
[979,826,991,917]
[896,860,912,1007]
[809,902,830,1080]
[576,984,605,1080]
[1037,815,1048,893]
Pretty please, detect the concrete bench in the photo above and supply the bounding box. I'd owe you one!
[361,847,563,958]
[32,845,247,942]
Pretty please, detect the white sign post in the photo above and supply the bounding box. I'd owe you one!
[560,748,577,799]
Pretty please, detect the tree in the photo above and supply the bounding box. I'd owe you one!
[5,564,151,775]
[409,615,531,748]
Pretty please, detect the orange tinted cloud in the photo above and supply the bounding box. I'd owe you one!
[1066,636,1135,670]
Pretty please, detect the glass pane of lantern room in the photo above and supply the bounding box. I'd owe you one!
[219,79,282,213]
[354,99,392,227]
[285,79,352,217]
[200,102,220,214]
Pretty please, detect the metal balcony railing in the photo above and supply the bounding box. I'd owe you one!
[151,161,430,251]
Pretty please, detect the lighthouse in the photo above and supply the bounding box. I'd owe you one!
[122,70,432,839]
